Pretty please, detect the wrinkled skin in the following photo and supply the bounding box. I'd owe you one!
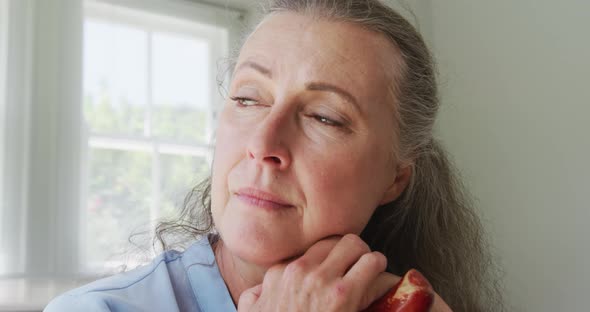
[209,12,452,312]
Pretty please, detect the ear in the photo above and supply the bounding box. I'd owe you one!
[379,164,413,205]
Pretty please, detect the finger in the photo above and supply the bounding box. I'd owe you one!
[319,234,371,277]
[343,253,399,310]
[279,235,341,286]
[362,271,401,309]
[262,264,286,293]
[287,235,341,267]
[237,284,262,311]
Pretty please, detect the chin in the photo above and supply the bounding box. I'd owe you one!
[219,220,301,267]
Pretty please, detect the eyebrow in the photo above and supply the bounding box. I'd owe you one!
[235,60,362,114]
[305,82,361,114]
[236,60,272,78]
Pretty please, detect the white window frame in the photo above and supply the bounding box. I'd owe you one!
[82,0,243,274]
[0,0,243,279]
[82,0,237,272]
[0,1,244,309]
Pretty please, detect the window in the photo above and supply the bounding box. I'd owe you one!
[0,0,243,308]
[0,0,242,278]
[81,1,233,272]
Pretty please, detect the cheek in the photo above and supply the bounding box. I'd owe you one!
[210,116,246,222]
[304,149,384,235]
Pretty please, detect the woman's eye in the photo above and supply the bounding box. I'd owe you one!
[230,96,259,107]
[311,114,343,127]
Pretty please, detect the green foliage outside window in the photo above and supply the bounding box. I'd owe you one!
[84,90,212,265]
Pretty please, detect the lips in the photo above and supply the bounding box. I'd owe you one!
[235,187,294,210]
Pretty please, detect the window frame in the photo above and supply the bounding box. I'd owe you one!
[80,0,242,274]
[0,0,243,279]
[81,1,229,271]
[0,0,244,309]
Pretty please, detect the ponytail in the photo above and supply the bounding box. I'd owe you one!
[361,139,504,312]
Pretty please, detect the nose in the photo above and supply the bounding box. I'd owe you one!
[246,110,292,170]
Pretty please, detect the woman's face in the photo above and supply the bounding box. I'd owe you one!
[211,12,407,266]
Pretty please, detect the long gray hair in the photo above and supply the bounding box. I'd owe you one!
[154,1,505,311]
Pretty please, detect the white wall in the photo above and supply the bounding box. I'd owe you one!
[430,0,590,311]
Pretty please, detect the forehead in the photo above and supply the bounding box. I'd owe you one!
[237,12,402,107]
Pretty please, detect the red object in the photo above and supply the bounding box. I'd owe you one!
[363,269,434,312]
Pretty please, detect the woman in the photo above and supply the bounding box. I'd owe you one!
[46,1,503,311]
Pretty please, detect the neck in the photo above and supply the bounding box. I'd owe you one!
[212,238,270,306]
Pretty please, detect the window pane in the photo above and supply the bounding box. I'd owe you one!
[85,148,152,266]
[81,5,227,272]
[159,154,210,220]
[83,19,147,136]
[152,32,211,144]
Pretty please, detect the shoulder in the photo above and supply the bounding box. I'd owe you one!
[45,238,217,312]
[44,291,111,312]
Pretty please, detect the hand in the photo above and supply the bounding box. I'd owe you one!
[432,295,453,312]
[363,269,453,312]
[237,234,400,312]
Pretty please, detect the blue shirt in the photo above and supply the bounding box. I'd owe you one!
[45,236,237,312]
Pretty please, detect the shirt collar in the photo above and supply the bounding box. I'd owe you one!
[183,235,237,311]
